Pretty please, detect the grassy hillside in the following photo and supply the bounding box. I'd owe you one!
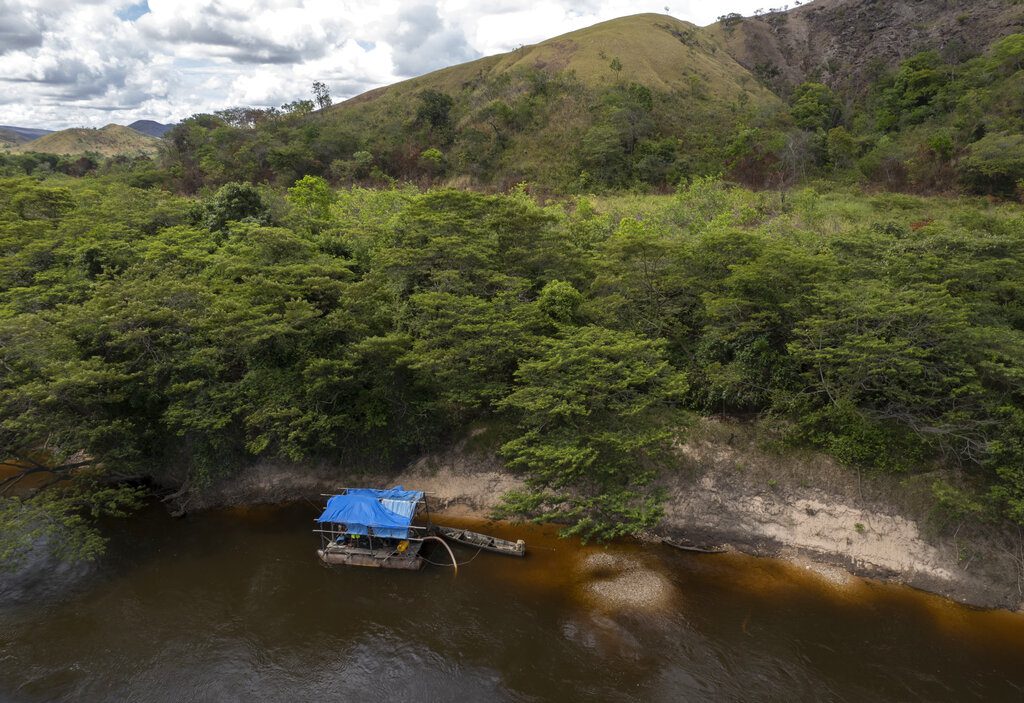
[346,14,771,103]
[322,14,781,188]
[16,124,160,157]
[0,129,29,150]
[158,14,784,192]
[148,4,1024,197]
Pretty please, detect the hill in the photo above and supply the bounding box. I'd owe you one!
[317,13,781,188]
[706,0,1024,94]
[0,129,27,150]
[344,13,772,104]
[0,125,53,150]
[157,5,1024,195]
[128,120,173,138]
[161,13,783,191]
[0,125,53,142]
[15,124,161,157]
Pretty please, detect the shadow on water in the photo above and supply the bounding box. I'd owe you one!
[1,502,1023,702]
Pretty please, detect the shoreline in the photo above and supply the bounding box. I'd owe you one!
[188,422,1024,612]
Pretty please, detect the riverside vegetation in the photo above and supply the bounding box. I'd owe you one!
[1,10,1024,569]
[1,174,1022,564]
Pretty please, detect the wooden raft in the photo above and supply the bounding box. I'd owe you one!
[318,545,425,570]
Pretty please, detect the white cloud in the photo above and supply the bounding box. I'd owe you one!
[0,0,769,129]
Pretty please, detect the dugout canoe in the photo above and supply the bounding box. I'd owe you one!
[434,525,526,557]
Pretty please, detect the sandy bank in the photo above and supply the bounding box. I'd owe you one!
[191,422,1024,611]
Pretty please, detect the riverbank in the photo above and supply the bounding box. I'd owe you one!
[190,420,1024,611]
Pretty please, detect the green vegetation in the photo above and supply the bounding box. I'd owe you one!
[1,172,1022,558]
[497,325,687,540]
[117,19,1024,202]
[147,15,781,194]
[3,11,1024,561]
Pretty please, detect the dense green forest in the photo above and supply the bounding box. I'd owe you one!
[1,170,1022,559]
[3,16,1024,563]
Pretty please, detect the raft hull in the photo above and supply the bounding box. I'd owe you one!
[317,547,424,570]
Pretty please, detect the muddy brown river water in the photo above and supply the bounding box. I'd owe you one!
[2,503,1023,702]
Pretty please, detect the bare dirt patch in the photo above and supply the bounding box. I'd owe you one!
[660,419,1024,610]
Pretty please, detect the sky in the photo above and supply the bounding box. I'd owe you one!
[0,0,773,130]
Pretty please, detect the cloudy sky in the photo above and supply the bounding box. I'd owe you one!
[0,0,771,130]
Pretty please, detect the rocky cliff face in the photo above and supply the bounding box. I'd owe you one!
[708,0,1024,94]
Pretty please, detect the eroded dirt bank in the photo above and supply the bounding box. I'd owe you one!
[191,422,1024,611]
[662,421,1024,610]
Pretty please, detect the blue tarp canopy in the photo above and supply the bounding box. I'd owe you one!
[316,486,424,539]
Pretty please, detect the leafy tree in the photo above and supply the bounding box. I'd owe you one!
[578,123,628,186]
[281,99,315,116]
[826,126,858,170]
[312,81,332,110]
[404,292,542,416]
[286,174,335,234]
[205,182,271,232]
[415,90,455,135]
[725,127,788,187]
[877,51,944,129]
[537,280,583,324]
[788,281,988,470]
[590,217,692,344]
[498,326,688,540]
[959,132,1024,195]
[419,147,446,179]
[790,82,841,132]
[692,236,830,411]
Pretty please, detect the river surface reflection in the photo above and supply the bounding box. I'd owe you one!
[2,503,1023,702]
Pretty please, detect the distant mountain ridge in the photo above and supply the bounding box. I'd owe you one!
[1,120,173,156]
[0,125,53,141]
[127,120,173,138]
[11,124,161,156]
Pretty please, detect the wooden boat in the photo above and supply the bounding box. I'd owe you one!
[434,525,526,557]
[662,537,727,554]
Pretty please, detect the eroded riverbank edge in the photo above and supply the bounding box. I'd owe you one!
[189,420,1024,612]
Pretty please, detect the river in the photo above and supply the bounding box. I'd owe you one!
[1,503,1023,702]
